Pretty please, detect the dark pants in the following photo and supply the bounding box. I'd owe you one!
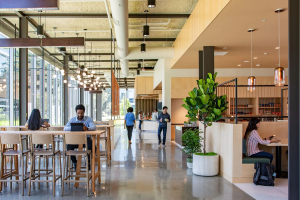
[158,126,167,145]
[139,120,142,130]
[67,137,92,165]
[126,125,134,141]
[250,151,273,163]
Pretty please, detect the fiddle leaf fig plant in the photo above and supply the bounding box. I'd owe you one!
[182,72,228,155]
[181,129,203,159]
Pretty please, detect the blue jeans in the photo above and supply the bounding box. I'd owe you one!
[158,126,167,145]
[139,120,142,130]
[250,151,273,163]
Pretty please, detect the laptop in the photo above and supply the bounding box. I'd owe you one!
[44,119,49,123]
[71,123,84,131]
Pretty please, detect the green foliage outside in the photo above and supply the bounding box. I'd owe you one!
[120,96,131,117]
[182,73,228,155]
[181,129,203,159]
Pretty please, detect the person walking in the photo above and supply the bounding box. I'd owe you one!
[124,107,136,144]
[138,110,143,131]
[157,106,171,148]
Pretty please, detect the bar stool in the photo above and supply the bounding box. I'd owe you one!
[61,134,92,197]
[0,134,30,196]
[47,127,64,151]
[28,134,61,196]
[96,127,108,165]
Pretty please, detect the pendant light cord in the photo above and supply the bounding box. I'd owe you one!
[278,11,281,67]
[251,30,252,76]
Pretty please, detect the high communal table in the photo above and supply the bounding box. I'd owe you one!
[264,139,288,178]
[0,130,106,193]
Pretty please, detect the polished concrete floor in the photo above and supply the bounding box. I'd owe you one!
[0,126,254,200]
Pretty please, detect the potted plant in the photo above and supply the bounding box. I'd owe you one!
[182,72,228,176]
[181,128,202,168]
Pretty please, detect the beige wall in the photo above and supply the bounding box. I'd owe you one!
[171,99,189,140]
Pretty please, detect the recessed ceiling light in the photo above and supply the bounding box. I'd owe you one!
[254,57,257,59]
[262,20,266,22]
[275,47,280,49]
[264,53,268,55]
[244,61,250,62]
[238,65,241,66]
[256,64,260,67]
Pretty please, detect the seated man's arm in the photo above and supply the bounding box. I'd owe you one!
[87,117,96,131]
[63,119,72,131]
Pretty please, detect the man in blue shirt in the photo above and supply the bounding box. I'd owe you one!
[157,106,171,148]
[64,104,96,169]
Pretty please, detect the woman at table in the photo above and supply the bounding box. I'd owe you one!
[124,107,135,144]
[25,109,50,148]
[25,109,50,129]
[244,118,280,164]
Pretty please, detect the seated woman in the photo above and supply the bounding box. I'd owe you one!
[244,118,280,164]
[25,109,50,148]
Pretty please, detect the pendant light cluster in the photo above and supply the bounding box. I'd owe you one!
[274,8,285,86]
[247,29,255,92]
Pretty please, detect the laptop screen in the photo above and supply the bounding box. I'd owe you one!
[70,123,84,131]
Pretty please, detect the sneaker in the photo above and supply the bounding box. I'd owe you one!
[162,144,166,148]
[158,142,161,146]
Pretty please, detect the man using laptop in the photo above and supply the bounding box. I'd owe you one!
[64,104,96,169]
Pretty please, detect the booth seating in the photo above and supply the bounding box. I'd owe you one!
[242,139,270,164]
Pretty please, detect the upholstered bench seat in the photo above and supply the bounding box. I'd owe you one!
[242,157,270,164]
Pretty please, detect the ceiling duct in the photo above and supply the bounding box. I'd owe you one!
[115,47,174,59]
[120,59,129,77]
[110,0,129,77]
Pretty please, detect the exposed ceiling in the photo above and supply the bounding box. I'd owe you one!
[0,0,199,84]
[171,0,288,69]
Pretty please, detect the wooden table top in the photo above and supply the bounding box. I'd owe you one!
[265,139,288,146]
[0,130,106,135]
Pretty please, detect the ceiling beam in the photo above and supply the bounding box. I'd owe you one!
[85,38,176,42]
[0,0,59,10]
[71,59,157,63]
[0,13,190,19]
[51,52,113,56]
[69,67,153,71]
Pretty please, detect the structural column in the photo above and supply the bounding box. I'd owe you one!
[96,93,102,121]
[199,51,203,79]
[80,88,84,104]
[90,93,93,119]
[202,46,214,78]
[288,0,300,199]
[19,17,28,125]
[63,56,68,124]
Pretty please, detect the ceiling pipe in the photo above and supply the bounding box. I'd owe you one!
[110,0,129,77]
[115,47,174,59]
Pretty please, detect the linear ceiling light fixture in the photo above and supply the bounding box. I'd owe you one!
[143,10,149,37]
[274,8,285,87]
[148,0,156,8]
[247,29,255,92]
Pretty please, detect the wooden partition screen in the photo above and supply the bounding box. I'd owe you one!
[111,71,120,116]
[135,99,158,119]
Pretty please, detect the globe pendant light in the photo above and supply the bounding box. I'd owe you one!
[274,9,285,86]
[148,0,156,8]
[247,29,255,92]
[143,10,149,37]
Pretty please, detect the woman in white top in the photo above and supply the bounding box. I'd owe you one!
[138,110,143,131]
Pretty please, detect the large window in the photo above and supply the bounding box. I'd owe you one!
[0,33,19,126]
[102,88,111,121]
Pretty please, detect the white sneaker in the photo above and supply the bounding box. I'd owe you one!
[162,144,166,148]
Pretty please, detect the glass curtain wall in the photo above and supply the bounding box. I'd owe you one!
[28,51,65,126]
[0,33,19,126]
[69,79,79,119]
[102,88,111,121]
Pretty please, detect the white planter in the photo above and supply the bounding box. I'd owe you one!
[187,158,193,168]
[192,153,219,176]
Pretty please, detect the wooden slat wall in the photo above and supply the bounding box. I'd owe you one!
[135,99,158,118]
[170,0,231,68]
[111,71,120,116]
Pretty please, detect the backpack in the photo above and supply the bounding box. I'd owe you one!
[253,162,276,186]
